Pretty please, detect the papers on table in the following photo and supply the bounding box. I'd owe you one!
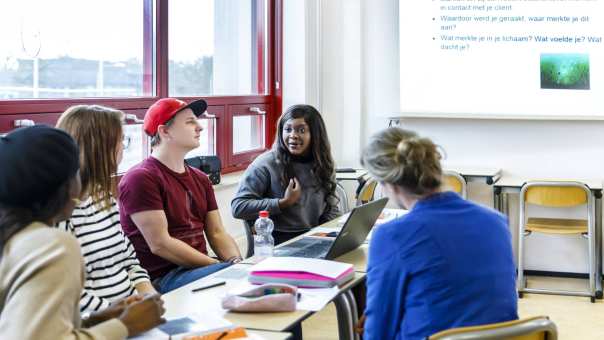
[377,208,408,223]
[221,258,348,311]
[213,266,251,280]
[129,312,232,339]
[296,286,340,311]
[165,261,343,315]
[338,208,408,225]
[228,281,340,312]
[307,229,340,238]
[334,208,408,242]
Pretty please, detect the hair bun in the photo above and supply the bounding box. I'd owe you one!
[394,139,408,165]
[395,136,442,194]
[395,138,427,166]
[361,127,443,196]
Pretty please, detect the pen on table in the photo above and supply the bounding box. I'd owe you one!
[191,281,226,293]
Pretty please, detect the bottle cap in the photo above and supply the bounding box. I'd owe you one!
[259,210,269,218]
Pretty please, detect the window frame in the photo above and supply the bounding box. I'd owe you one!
[228,103,269,166]
[0,0,283,174]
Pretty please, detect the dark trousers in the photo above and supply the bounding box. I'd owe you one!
[352,281,367,319]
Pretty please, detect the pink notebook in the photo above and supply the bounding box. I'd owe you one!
[249,267,355,288]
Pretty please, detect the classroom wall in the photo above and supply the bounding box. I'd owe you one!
[214,1,253,95]
[214,182,250,257]
[283,0,602,273]
[283,0,399,167]
[283,0,306,110]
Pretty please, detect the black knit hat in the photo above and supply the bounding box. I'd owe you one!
[0,125,80,208]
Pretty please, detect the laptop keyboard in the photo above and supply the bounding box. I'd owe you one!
[274,237,334,258]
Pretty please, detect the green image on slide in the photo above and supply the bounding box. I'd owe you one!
[540,53,590,90]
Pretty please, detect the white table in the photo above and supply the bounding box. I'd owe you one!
[164,245,366,340]
[444,165,502,185]
[242,217,372,340]
[249,330,292,340]
[338,166,501,205]
[335,169,368,182]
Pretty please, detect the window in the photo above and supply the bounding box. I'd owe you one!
[118,123,147,174]
[228,104,269,166]
[168,0,268,97]
[185,118,216,158]
[232,107,266,154]
[0,0,151,99]
[0,0,282,174]
[233,114,264,154]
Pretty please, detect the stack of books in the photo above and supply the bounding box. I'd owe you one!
[248,257,354,288]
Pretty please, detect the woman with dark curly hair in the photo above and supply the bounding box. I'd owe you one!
[231,104,340,244]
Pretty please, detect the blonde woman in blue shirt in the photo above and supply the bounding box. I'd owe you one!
[360,127,517,340]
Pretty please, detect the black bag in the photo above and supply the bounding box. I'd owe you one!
[185,156,221,185]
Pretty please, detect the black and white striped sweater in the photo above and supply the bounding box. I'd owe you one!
[58,195,151,313]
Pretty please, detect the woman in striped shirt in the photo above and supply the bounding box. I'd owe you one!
[57,105,157,314]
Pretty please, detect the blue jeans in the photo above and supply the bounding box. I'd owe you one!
[154,262,232,293]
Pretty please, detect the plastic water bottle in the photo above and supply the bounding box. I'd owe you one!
[254,210,274,258]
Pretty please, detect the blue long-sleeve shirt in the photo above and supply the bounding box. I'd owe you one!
[364,192,518,340]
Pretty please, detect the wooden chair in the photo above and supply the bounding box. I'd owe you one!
[443,170,467,199]
[429,316,557,340]
[518,181,597,302]
[356,178,378,206]
[335,181,351,213]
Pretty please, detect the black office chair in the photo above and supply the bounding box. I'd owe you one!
[242,220,255,258]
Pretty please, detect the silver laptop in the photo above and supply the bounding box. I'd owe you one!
[274,198,388,259]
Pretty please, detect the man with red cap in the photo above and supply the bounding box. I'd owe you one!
[119,98,242,293]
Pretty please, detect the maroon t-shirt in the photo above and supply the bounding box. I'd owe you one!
[118,156,218,280]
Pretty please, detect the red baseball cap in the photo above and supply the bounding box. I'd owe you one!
[143,98,208,136]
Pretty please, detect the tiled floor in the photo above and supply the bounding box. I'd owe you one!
[302,276,604,339]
